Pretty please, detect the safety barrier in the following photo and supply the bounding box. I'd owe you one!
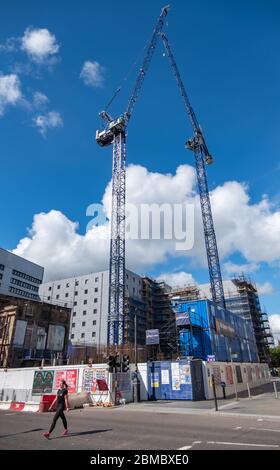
[0,388,40,412]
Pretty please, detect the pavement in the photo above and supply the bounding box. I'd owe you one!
[1,380,280,450]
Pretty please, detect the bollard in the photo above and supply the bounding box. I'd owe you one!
[220,381,226,399]
[247,382,251,399]
[273,381,278,399]
[211,374,218,411]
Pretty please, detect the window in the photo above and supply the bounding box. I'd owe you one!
[75,281,79,286]
[133,277,135,282]
[126,274,128,279]
[92,332,96,338]
[82,321,86,327]
[12,269,41,284]
[83,310,87,315]
[84,289,88,294]
[92,320,96,326]
[74,291,78,296]
[71,334,75,339]
[133,288,135,294]
[94,287,98,293]
[84,300,87,305]
[72,323,75,328]
[65,293,69,298]
[0,264,5,271]
[10,277,39,292]
[66,283,70,288]
[47,296,50,301]
[56,294,59,299]
[85,279,88,284]
[74,301,77,306]
[93,309,97,314]
[73,312,76,317]
[57,285,61,290]
[48,286,52,291]
[95,277,98,282]
[94,298,98,303]
[81,333,85,338]
[64,303,68,307]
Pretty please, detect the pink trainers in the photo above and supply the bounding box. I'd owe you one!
[62,429,68,436]
[43,432,50,439]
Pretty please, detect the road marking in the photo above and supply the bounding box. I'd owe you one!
[249,427,280,433]
[233,426,242,430]
[5,413,17,416]
[207,441,279,448]
[177,441,202,450]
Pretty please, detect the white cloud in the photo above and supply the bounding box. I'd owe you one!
[34,111,63,136]
[256,282,275,296]
[156,271,195,288]
[0,37,18,53]
[223,262,259,276]
[33,91,49,108]
[80,61,104,87]
[268,314,280,342]
[0,73,22,116]
[11,163,280,282]
[21,28,59,63]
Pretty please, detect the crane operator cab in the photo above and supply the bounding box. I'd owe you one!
[185,137,214,165]
[96,116,126,147]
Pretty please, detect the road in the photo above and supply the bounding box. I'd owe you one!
[0,407,280,450]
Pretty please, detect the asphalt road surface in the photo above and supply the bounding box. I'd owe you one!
[0,407,280,450]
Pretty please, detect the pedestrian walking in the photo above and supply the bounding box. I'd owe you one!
[43,380,70,439]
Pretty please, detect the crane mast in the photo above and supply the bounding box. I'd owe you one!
[161,33,226,309]
[96,6,170,346]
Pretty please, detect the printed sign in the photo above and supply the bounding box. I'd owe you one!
[32,370,54,395]
[226,365,233,385]
[171,362,181,391]
[82,368,108,394]
[151,372,160,388]
[207,355,216,362]
[175,312,191,327]
[146,329,159,345]
[212,365,221,385]
[54,369,78,394]
[161,369,170,385]
[179,364,191,384]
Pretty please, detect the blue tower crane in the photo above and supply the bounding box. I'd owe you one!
[161,33,226,309]
[96,5,170,346]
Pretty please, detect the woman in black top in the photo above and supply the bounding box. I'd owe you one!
[43,380,70,439]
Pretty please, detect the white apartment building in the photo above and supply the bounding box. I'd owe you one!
[39,269,143,347]
[0,248,44,301]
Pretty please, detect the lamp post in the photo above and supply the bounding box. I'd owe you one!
[132,307,140,402]
[229,347,239,401]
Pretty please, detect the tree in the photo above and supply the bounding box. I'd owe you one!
[268,347,280,368]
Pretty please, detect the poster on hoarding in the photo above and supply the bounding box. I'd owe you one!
[82,368,108,394]
[54,369,78,394]
[212,365,221,385]
[151,372,160,388]
[161,369,170,385]
[179,364,191,384]
[247,366,253,382]
[47,325,65,351]
[13,320,27,346]
[36,327,47,350]
[32,370,54,395]
[171,362,181,391]
[225,365,233,385]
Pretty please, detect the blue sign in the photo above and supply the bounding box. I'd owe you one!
[146,329,159,345]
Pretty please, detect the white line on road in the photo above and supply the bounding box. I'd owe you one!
[177,440,202,450]
[233,426,242,430]
[206,441,279,448]
[249,427,280,433]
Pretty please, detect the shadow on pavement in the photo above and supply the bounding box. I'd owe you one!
[50,429,112,440]
[0,428,44,439]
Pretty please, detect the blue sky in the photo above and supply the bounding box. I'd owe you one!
[0,0,280,321]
